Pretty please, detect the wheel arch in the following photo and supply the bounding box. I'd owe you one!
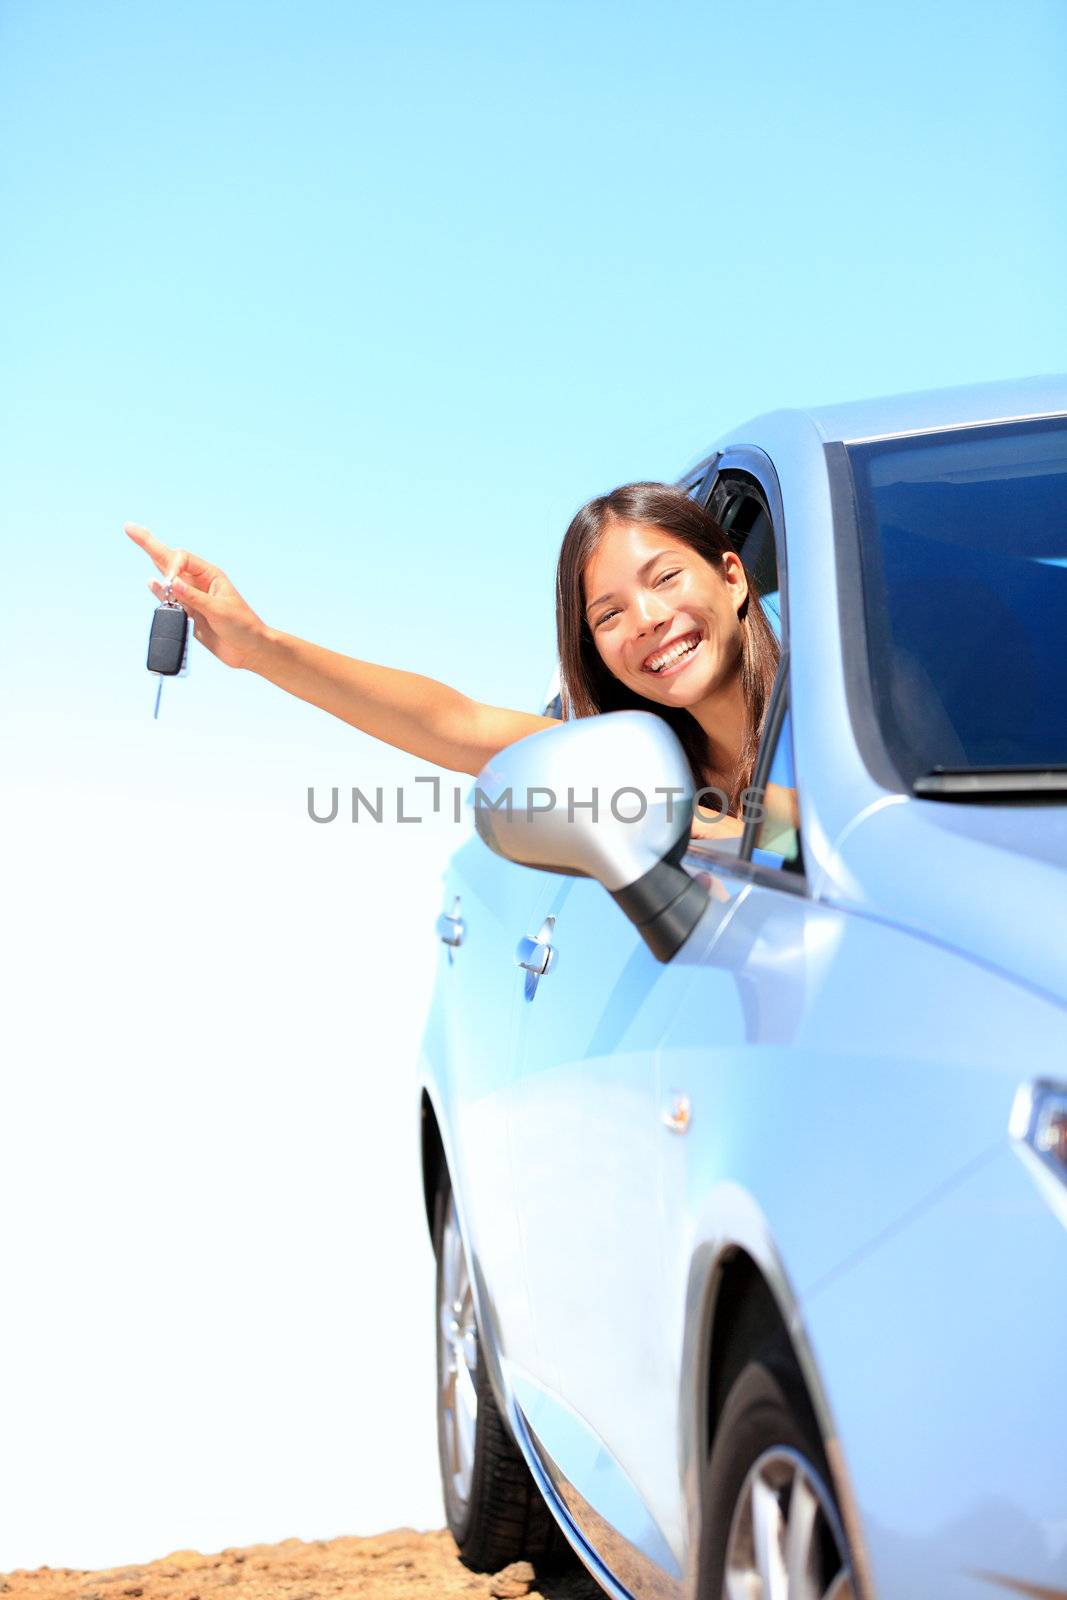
[679,1186,876,1600]
[420,1089,446,1242]
[704,1249,810,1451]
[419,1088,519,1457]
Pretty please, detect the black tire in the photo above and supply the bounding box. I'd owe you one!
[432,1169,569,1573]
[699,1339,855,1599]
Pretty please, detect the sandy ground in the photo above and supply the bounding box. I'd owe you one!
[0,1532,607,1600]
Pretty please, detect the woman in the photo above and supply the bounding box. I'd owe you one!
[127,481,786,842]
[554,481,780,838]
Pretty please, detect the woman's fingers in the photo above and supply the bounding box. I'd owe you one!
[125,522,175,576]
[170,574,213,609]
[147,574,213,614]
[172,548,223,585]
[125,522,223,587]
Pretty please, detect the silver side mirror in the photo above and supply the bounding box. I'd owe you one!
[472,710,710,962]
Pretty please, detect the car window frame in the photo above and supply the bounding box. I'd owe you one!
[825,436,916,797]
[739,666,804,875]
[684,447,808,896]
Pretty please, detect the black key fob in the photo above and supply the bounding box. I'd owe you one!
[147,603,189,676]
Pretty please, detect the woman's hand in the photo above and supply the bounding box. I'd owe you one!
[125,523,269,671]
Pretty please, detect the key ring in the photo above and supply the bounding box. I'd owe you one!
[161,551,185,609]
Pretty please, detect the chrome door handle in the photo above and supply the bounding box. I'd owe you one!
[516,914,557,1001]
[516,935,554,976]
[436,896,465,962]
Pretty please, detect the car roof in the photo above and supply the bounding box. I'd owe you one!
[714,371,1067,449]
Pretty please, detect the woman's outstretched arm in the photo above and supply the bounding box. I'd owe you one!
[251,630,560,775]
[126,523,558,776]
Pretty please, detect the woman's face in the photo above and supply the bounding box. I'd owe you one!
[582,518,748,708]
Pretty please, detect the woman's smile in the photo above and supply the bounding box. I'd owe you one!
[641,627,705,678]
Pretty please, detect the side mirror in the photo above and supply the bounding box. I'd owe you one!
[472,710,710,962]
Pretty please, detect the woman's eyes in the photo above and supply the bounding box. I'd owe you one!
[596,569,681,628]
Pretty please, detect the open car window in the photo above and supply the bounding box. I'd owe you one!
[689,465,802,879]
[750,699,803,873]
[540,459,799,868]
[707,473,782,642]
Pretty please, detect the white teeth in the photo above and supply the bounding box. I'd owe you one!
[647,634,700,672]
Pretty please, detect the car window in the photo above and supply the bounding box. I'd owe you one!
[845,416,1067,783]
[707,476,781,635]
[696,468,797,870]
[539,663,563,719]
[750,702,803,873]
[544,464,790,849]
[762,589,782,642]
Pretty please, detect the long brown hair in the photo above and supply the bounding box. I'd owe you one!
[554,482,780,814]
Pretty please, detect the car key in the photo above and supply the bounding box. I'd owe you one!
[147,580,190,718]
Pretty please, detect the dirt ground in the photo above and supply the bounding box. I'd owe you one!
[0,1531,607,1600]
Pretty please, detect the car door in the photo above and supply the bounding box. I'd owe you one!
[653,676,818,1574]
[505,853,746,1598]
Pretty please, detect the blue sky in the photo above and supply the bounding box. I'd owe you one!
[2,0,1065,802]
[1,0,1065,1569]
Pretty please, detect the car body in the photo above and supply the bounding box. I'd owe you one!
[417,373,1067,1600]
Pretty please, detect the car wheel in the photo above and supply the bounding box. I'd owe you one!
[433,1171,568,1573]
[700,1342,856,1599]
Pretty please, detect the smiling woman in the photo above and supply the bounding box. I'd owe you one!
[555,482,783,831]
[125,481,787,839]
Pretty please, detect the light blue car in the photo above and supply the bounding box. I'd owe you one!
[417,374,1067,1600]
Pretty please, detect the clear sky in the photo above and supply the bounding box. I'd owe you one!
[1,0,1065,1571]
[3,0,1065,790]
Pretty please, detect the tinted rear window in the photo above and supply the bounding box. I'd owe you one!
[845,417,1067,780]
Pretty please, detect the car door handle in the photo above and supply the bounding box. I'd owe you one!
[515,915,557,1001]
[515,935,555,976]
[436,896,465,960]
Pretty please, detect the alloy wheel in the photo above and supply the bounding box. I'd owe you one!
[438,1188,479,1510]
[722,1446,855,1600]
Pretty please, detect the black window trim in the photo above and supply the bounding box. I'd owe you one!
[694,444,791,646]
[680,451,722,495]
[825,437,905,796]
